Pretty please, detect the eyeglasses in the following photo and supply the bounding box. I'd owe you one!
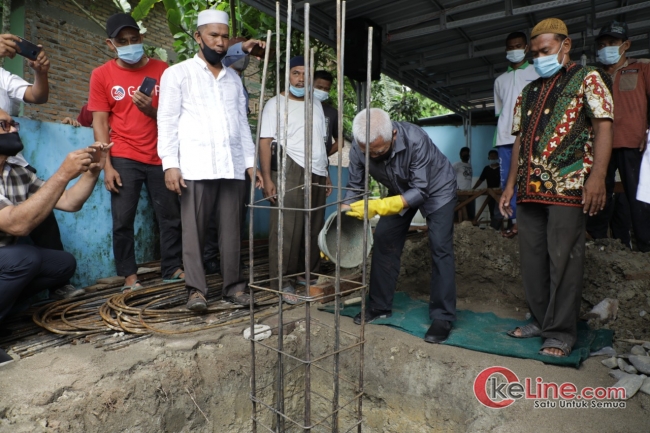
[0,120,19,132]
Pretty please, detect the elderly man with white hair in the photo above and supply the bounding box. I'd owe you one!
[342,108,458,343]
[157,9,264,311]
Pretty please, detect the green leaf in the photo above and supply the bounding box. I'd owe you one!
[131,0,161,21]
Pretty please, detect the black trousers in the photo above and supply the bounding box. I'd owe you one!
[369,199,456,321]
[26,211,71,286]
[110,157,183,279]
[586,148,650,252]
[0,245,76,322]
[181,179,247,297]
[518,203,585,347]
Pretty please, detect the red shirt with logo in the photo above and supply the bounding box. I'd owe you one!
[88,58,167,165]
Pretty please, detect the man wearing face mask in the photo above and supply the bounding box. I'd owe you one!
[0,109,111,365]
[259,56,329,303]
[588,21,650,252]
[313,70,340,156]
[494,32,539,237]
[89,13,184,293]
[158,10,264,311]
[499,18,614,358]
[342,108,457,344]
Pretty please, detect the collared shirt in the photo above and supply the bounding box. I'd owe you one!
[0,67,31,167]
[157,54,255,181]
[512,62,614,207]
[344,121,457,216]
[0,162,44,246]
[607,58,650,149]
[494,61,539,147]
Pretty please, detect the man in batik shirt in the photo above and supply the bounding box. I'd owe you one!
[499,18,614,358]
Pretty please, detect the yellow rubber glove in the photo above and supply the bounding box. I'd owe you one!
[346,196,404,220]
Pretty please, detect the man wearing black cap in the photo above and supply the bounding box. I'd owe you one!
[590,21,650,252]
[89,13,184,292]
[259,56,330,303]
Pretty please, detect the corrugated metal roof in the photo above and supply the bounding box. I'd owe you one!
[240,0,650,115]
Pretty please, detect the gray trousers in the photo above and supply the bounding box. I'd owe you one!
[518,203,585,347]
[180,179,247,297]
[269,156,326,289]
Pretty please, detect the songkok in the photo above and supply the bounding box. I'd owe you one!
[290,56,304,70]
[197,9,229,27]
[531,18,568,39]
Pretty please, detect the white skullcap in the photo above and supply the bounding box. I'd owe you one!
[197,9,229,27]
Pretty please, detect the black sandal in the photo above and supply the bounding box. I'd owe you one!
[539,338,572,357]
[507,322,542,338]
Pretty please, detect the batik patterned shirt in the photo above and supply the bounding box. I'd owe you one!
[512,62,614,206]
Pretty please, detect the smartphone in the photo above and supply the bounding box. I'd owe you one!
[139,77,157,97]
[15,38,42,61]
[249,44,266,58]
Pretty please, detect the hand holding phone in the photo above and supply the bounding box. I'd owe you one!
[139,77,157,97]
[15,37,42,61]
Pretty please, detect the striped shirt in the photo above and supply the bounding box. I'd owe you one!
[0,162,44,246]
[157,55,255,181]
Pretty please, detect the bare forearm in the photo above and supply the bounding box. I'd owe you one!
[56,172,100,212]
[0,172,69,236]
[93,115,112,168]
[23,73,49,104]
[260,138,273,179]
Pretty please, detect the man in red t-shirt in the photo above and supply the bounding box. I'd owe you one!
[88,13,183,291]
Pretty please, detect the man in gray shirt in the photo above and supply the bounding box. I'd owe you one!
[342,108,457,343]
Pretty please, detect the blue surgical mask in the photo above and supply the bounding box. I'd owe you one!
[533,44,565,78]
[597,46,622,65]
[289,85,305,97]
[313,88,329,101]
[113,42,144,64]
[506,49,526,64]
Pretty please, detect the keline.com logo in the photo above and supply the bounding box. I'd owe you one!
[473,366,627,409]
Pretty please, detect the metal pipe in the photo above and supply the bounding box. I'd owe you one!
[359,25,373,433]
[249,28,273,433]
[303,5,312,431]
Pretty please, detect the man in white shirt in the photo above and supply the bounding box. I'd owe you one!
[452,146,474,220]
[493,31,539,237]
[259,55,329,303]
[157,9,263,311]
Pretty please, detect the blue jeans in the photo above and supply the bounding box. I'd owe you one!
[110,157,183,279]
[498,144,517,219]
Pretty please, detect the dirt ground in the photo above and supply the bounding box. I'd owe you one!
[0,223,649,432]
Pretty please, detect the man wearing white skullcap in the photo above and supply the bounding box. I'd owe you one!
[157,9,266,311]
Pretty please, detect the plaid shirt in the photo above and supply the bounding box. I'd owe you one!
[0,162,45,246]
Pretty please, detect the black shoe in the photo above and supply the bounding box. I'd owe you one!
[353,309,392,325]
[424,319,452,344]
[223,291,253,307]
[186,290,208,312]
[204,260,220,276]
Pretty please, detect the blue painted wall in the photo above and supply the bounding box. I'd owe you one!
[18,118,157,288]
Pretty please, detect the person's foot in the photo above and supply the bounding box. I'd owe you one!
[0,348,14,367]
[540,347,564,356]
[224,291,253,307]
[204,260,221,276]
[51,284,85,300]
[353,309,392,325]
[424,319,452,344]
[186,289,208,312]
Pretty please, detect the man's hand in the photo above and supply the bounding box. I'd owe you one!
[59,148,94,181]
[104,163,122,193]
[582,175,606,216]
[346,196,404,220]
[640,130,649,153]
[263,177,277,204]
[247,168,264,189]
[499,186,515,218]
[325,176,332,197]
[28,46,50,75]
[165,168,186,195]
[62,117,82,127]
[242,39,265,53]
[0,34,19,58]
[88,142,113,175]
[133,90,155,118]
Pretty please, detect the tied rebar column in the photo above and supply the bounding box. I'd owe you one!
[248,1,368,431]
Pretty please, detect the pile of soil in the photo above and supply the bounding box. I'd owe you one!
[396,222,650,343]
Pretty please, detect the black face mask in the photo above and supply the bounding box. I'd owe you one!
[200,38,227,66]
[370,140,394,163]
[0,132,24,157]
